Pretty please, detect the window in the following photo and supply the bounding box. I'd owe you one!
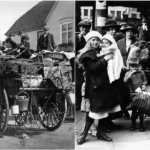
[110,10,115,18]
[132,14,137,19]
[84,9,88,17]
[116,11,121,19]
[61,22,73,43]
[81,6,93,22]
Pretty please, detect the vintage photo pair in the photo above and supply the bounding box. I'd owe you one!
[0,0,150,150]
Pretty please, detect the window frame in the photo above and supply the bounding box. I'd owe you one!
[60,22,73,44]
[81,6,93,22]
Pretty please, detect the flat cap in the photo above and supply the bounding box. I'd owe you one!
[78,21,91,27]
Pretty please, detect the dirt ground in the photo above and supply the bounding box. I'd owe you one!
[0,115,74,149]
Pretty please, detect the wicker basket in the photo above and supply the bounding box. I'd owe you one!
[16,91,29,111]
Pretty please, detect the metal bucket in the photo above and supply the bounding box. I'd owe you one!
[16,91,29,111]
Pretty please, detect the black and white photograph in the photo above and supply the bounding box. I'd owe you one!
[75,1,150,150]
[2,0,150,150]
[0,0,75,149]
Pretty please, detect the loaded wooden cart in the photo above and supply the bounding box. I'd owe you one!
[0,51,75,133]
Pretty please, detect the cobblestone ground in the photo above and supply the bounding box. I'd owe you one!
[0,115,74,149]
[76,111,150,150]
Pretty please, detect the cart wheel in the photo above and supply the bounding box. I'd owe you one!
[25,112,41,132]
[41,103,64,131]
[0,88,9,133]
[14,111,27,126]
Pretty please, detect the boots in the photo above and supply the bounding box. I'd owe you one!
[77,115,94,144]
[139,117,145,132]
[130,117,136,131]
[130,110,137,131]
[77,122,93,144]
[97,119,112,142]
[103,117,114,133]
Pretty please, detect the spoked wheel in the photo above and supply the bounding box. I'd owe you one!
[14,111,27,126]
[0,88,9,133]
[25,112,41,132]
[41,103,65,131]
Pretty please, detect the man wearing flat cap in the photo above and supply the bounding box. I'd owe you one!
[76,20,91,110]
[37,25,56,52]
[76,20,91,54]
[137,18,150,42]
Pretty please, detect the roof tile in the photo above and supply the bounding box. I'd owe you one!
[6,1,56,35]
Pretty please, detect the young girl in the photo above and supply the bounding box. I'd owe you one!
[97,34,123,83]
[124,56,147,132]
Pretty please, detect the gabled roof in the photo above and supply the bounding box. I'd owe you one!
[6,1,56,35]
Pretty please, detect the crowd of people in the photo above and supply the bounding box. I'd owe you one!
[0,25,56,59]
[76,18,150,144]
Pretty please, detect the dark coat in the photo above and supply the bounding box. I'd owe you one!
[117,37,137,66]
[37,33,55,52]
[81,49,121,113]
[76,34,86,55]
[137,26,150,41]
[20,41,32,59]
[115,32,125,42]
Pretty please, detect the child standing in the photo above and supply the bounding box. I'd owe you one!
[97,34,123,83]
[124,57,147,132]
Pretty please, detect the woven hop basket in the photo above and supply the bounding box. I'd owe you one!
[126,91,150,115]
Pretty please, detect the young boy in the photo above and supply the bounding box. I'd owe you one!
[124,57,147,132]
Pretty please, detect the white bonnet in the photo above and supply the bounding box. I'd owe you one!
[85,31,102,42]
[102,34,116,44]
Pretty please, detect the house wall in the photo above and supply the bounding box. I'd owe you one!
[13,1,74,51]
[46,1,75,46]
